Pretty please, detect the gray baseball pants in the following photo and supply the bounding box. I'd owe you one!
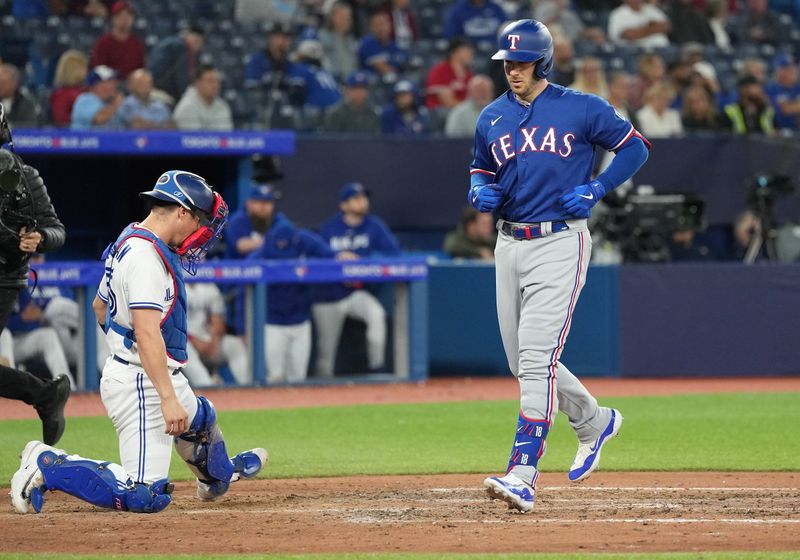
[495,219,612,482]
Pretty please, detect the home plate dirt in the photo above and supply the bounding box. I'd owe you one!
[3,472,799,554]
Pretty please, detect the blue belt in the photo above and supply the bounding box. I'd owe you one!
[112,354,129,366]
[501,220,569,240]
[112,354,182,376]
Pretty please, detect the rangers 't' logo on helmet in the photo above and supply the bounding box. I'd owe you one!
[508,34,521,50]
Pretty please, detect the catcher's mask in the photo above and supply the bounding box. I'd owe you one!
[139,170,229,275]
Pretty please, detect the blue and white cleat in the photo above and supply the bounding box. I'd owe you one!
[568,409,623,482]
[9,441,63,514]
[484,473,535,513]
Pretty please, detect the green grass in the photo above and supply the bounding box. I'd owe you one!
[1,554,799,560]
[0,392,798,483]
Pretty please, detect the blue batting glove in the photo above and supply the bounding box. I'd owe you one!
[468,183,504,213]
[558,180,607,218]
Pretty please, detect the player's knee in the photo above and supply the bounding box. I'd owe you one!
[176,396,234,490]
[188,395,217,432]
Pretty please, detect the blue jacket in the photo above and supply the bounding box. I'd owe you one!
[224,210,291,259]
[13,0,48,19]
[236,219,334,328]
[443,0,507,43]
[380,105,431,135]
[315,213,401,302]
[295,63,342,109]
[7,282,72,334]
[357,35,408,73]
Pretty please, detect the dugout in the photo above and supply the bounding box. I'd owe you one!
[15,131,800,381]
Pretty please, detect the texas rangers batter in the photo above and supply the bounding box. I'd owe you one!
[10,171,267,514]
[475,20,650,513]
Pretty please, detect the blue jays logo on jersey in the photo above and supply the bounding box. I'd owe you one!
[330,233,370,252]
[489,126,576,167]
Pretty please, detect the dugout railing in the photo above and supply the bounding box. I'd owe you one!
[33,258,429,390]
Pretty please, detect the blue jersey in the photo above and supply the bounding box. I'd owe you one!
[236,221,334,329]
[357,35,407,73]
[443,0,507,43]
[380,105,431,135]
[316,213,401,302]
[7,280,73,334]
[8,288,39,334]
[765,80,800,130]
[244,52,307,91]
[224,210,291,260]
[471,84,641,224]
[295,63,343,109]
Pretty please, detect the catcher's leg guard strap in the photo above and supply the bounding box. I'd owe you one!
[506,412,549,473]
[175,396,234,497]
[37,451,172,513]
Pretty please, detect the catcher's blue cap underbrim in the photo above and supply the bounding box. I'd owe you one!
[491,50,542,62]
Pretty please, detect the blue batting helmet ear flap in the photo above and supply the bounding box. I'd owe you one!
[492,19,554,79]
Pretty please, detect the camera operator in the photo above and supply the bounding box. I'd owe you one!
[0,104,70,446]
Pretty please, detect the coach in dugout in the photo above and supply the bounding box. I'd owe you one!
[313,182,401,377]
[0,126,70,445]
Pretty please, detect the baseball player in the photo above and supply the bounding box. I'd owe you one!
[313,182,401,377]
[7,284,72,383]
[26,255,110,373]
[474,20,650,512]
[183,280,250,386]
[246,222,334,383]
[10,171,267,514]
[224,183,278,259]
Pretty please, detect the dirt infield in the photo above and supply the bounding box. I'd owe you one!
[3,472,799,554]
[3,377,800,554]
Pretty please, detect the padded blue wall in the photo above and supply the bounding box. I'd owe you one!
[428,263,619,377]
[428,263,799,378]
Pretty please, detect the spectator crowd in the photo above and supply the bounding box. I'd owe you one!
[0,0,799,136]
[2,0,799,386]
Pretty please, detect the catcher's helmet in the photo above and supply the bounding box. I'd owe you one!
[139,170,217,219]
[140,170,229,274]
[492,19,554,79]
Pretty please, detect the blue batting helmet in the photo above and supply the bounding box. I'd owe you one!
[492,19,554,79]
[139,170,217,218]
